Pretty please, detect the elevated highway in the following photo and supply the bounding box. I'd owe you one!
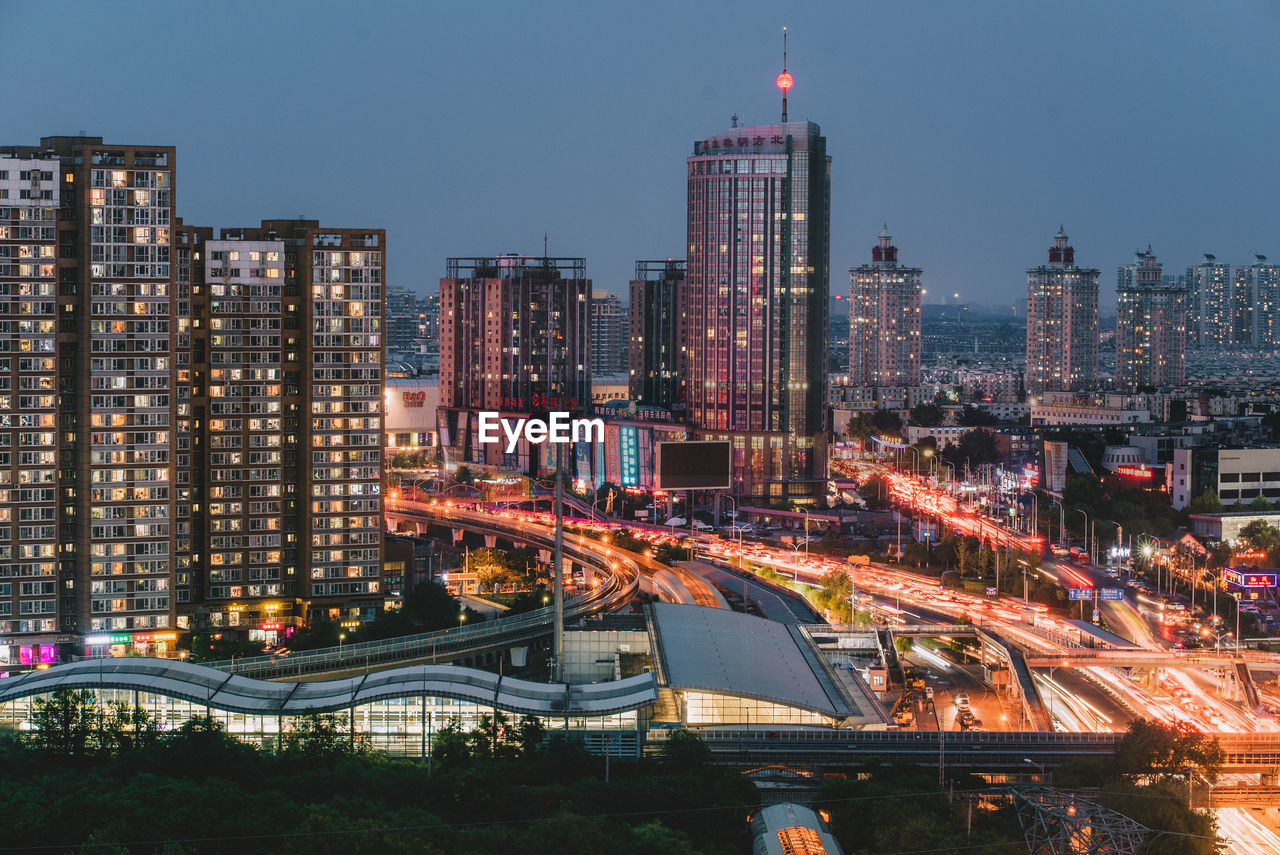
[208,506,642,680]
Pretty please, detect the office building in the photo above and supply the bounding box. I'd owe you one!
[1024,227,1098,395]
[848,226,921,387]
[686,118,830,498]
[417,291,440,365]
[628,259,687,410]
[1116,247,1186,389]
[1186,253,1234,348]
[438,255,591,473]
[1171,446,1280,510]
[590,290,628,376]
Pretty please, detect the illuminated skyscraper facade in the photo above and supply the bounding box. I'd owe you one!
[685,120,830,498]
[848,227,921,387]
[1024,227,1098,395]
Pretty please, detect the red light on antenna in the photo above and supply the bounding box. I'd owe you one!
[776,71,794,91]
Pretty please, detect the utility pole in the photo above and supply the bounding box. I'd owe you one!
[552,443,564,682]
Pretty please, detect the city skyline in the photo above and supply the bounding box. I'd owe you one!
[6,1,1278,306]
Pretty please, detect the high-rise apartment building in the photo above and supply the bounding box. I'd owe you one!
[1115,247,1186,390]
[1186,253,1234,348]
[628,259,687,411]
[438,255,591,474]
[418,292,440,365]
[1237,255,1280,347]
[220,221,385,621]
[0,156,60,662]
[685,120,830,498]
[590,290,629,376]
[848,227,921,387]
[385,285,420,358]
[1024,227,1098,396]
[0,136,387,663]
[0,136,180,661]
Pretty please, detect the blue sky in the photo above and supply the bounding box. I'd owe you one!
[5,0,1278,306]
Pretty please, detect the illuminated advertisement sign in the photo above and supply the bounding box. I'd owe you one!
[1224,569,1278,588]
[620,426,639,487]
[1114,465,1153,479]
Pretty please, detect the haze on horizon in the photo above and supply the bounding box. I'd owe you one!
[4,0,1277,307]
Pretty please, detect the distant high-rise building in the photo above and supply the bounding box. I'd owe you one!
[628,259,687,410]
[686,118,830,498]
[1024,227,1099,395]
[385,285,420,357]
[1240,255,1280,347]
[1116,247,1186,390]
[438,255,591,474]
[848,226,921,387]
[1186,253,1234,348]
[418,291,440,362]
[590,290,629,375]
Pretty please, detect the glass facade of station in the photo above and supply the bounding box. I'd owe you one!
[0,689,643,757]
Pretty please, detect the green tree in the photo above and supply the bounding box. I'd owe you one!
[815,568,853,622]
[909,403,944,427]
[30,688,101,759]
[1114,718,1224,782]
[661,728,710,770]
[958,405,998,426]
[1186,488,1224,514]
[282,713,365,758]
[1238,519,1280,564]
[470,547,513,591]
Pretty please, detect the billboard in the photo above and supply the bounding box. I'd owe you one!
[1043,441,1068,493]
[1224,569,1278,588]
[655,440,732,490]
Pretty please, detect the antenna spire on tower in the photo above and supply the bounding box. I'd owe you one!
[775,26,793,122]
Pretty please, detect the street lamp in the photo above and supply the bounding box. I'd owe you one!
[458,612,467,629]
[1076,508,1090,563]
[1024,757,1049,784]
[1050,499,1065,548]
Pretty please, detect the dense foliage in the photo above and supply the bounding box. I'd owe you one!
[0,694,757,855]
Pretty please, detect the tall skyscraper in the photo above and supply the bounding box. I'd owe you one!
[685,113,830,498]
[1024,227,1098,396]
[590,290,629,375]
[628,259,687,410]
[1116,247,1186,389]
[1186,253,1233,348]
[438,255,591,474]
[848,226,921,387]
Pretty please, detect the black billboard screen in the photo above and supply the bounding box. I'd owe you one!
[654,441,731,490]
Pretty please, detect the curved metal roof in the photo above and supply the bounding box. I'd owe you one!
[650,604,858,720]
[0,659,656,718]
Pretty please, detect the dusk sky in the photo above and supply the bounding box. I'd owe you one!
[6,0,1278,306]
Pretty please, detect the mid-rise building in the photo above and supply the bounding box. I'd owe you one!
[686,118,830,498]
[417,291,440,364]
[848,227,921,387]
[628,259,687,411]
[1024,227,1098,396]
[1171,446,1280,510]
[1186,253,1234,348]
[438,255,591,473]
[1116,247,1186,389]
[590,290,628,376]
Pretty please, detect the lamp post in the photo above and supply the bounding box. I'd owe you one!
[1024,757,1048,785]
[1076,509,1090,563]
[1050,499,1064,548]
